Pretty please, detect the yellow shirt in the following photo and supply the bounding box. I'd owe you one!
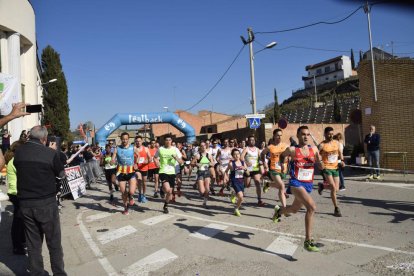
[320,140,340,170]
[268,143,289,173]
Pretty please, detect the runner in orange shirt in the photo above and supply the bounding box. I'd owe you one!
[134,136,152,204]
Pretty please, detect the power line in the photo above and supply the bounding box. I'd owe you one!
[185,45,246,111]
[255,5,363,35]
[254,40,350,53]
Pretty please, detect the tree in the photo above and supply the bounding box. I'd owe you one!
[41,46,70,140]
[333,96,341,123]
[273,88,281,124]
[350,49,355,69]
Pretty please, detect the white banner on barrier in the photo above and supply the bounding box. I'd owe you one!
[65,166,86,200]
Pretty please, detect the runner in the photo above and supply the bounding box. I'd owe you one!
[317,127,344,217]
[192,141,215,208]
[111,132,137,215]
[183,143,194,181]
[174,142,186,199]
[154,135,183,214]
[206,139,220,195]
[261,129,289,208]
[241,135,264,206]
[274,125,323,252]
[101,144,118,202]
[134,136,152,203]
[216,138,232,196]
[147,139,160,198]
[226,148,247,217]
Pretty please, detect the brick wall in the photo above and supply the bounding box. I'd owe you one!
[358,59,414,170]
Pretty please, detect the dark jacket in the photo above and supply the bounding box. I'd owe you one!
[364,133,380,151]
[14,139,64,201]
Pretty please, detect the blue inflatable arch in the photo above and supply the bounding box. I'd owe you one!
[95,112,196,148]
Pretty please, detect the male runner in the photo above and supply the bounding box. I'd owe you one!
[111,132,137,215]
[241,135,264,206]
[261,129,289,208]
[154,135,183,214]
[318,127,344,217]
[274,126,323,252]
[206,139,220,195]
[147,139,160,198]
[134,136,152,203]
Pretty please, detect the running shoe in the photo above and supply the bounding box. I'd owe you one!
[367,174,374,180]
[318,183,324,195]
[234,209,241,217]
[263,179,270,193]
[141,195,148,203]
[230,194,237,204]
[339,187,346,191]
[304,240,319,252]
[334,207,342,217]
[122,207,129,215]
[258,200,265,207]
[374,175,381,180]
[129,196,135,206]
[272,205,281,223]
[153,192,159,198]
[163,206,169,214]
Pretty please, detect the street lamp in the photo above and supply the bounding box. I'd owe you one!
[163,106,170,134]
[241,27,277,114]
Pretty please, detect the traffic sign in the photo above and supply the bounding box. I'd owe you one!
[245,114,265,119]
[248,118,261,129]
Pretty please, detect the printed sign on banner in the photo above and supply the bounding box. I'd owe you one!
[64,166,86,200]
[0,73,19,115]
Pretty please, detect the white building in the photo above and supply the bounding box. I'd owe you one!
[302,55,354,89]
[0,0,43,142]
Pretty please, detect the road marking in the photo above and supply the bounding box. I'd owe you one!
[140,214,174,226]
[86,212,113,222]
[76,212,119,276]
[265,236,299,257]
[97,225,137,245]
[170,212,414,256]
[363,182,414,189]
[190,223,228,240]
[120,248,178,276]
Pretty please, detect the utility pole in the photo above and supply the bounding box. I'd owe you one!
[247,27,257,114]
[364,1,378,102]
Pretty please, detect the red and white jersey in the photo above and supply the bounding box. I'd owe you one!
[291,146,316,183]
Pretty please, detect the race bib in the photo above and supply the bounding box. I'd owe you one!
[138,157,145,164]
[235,170,244,179]
[185,161,191,165]
[328,154,338,163]
[275,162,282,171]
[200,164,209,171]
[298,168,313,181]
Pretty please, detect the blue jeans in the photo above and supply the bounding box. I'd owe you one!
[368,150,380,176]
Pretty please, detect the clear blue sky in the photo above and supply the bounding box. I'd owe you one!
[31,0,414,130]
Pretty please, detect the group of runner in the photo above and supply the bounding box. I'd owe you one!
[102,125,345,252]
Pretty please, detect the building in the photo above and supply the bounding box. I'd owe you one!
[0,0,42,142]
[302,55,355,89]
[362,47,394,61]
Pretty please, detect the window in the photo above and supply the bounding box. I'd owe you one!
[325,66,331,73]
[316,69,322,75]
[335,63,339,70]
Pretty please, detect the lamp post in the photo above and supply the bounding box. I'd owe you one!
[241,28,277,114]
[364,1,378,102]
[163,106,170,134]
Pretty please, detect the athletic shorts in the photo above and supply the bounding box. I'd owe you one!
[247,170,261,177]
[136,170,148,177]
[104,168,116,181]
[270,170,286,180]
[117,172,136,182]
[160,173,176,188]
[232,180,244,193]
[197,170,211,181]
[322,169,339,177]
[148,168,159,177]
[288,178,313,194]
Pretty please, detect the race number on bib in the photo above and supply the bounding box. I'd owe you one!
[138,157,145,164]
[328,154,338,163]
[200,164,209,171]
[298,168,313,181]
[235,170,244,179]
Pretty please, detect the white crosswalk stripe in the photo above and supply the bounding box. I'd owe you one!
[190,223,228,240]
[140,214,174,226]
[86,212,113,222]
[97,225,137,245]
[264,236,300,257]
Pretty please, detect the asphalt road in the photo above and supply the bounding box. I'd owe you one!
[1,175,413,276]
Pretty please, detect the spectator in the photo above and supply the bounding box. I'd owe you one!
[334,133,346,191]
[14,125,67,276]
[364,125,381,179]
[19,130,27,141]
[2,129,11,153]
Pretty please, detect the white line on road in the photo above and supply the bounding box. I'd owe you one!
[97,225,137,245]
[190,223,228,240]
[76,212,118,276]
[140,214,174,226]
[170,212,414,256]
[265,236,299,257]
[120,248,178,276]
[361,182,414,189]
[86,212,113,222]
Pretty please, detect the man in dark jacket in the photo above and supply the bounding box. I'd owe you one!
[364,125,381,179]
[14,125,67,276]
